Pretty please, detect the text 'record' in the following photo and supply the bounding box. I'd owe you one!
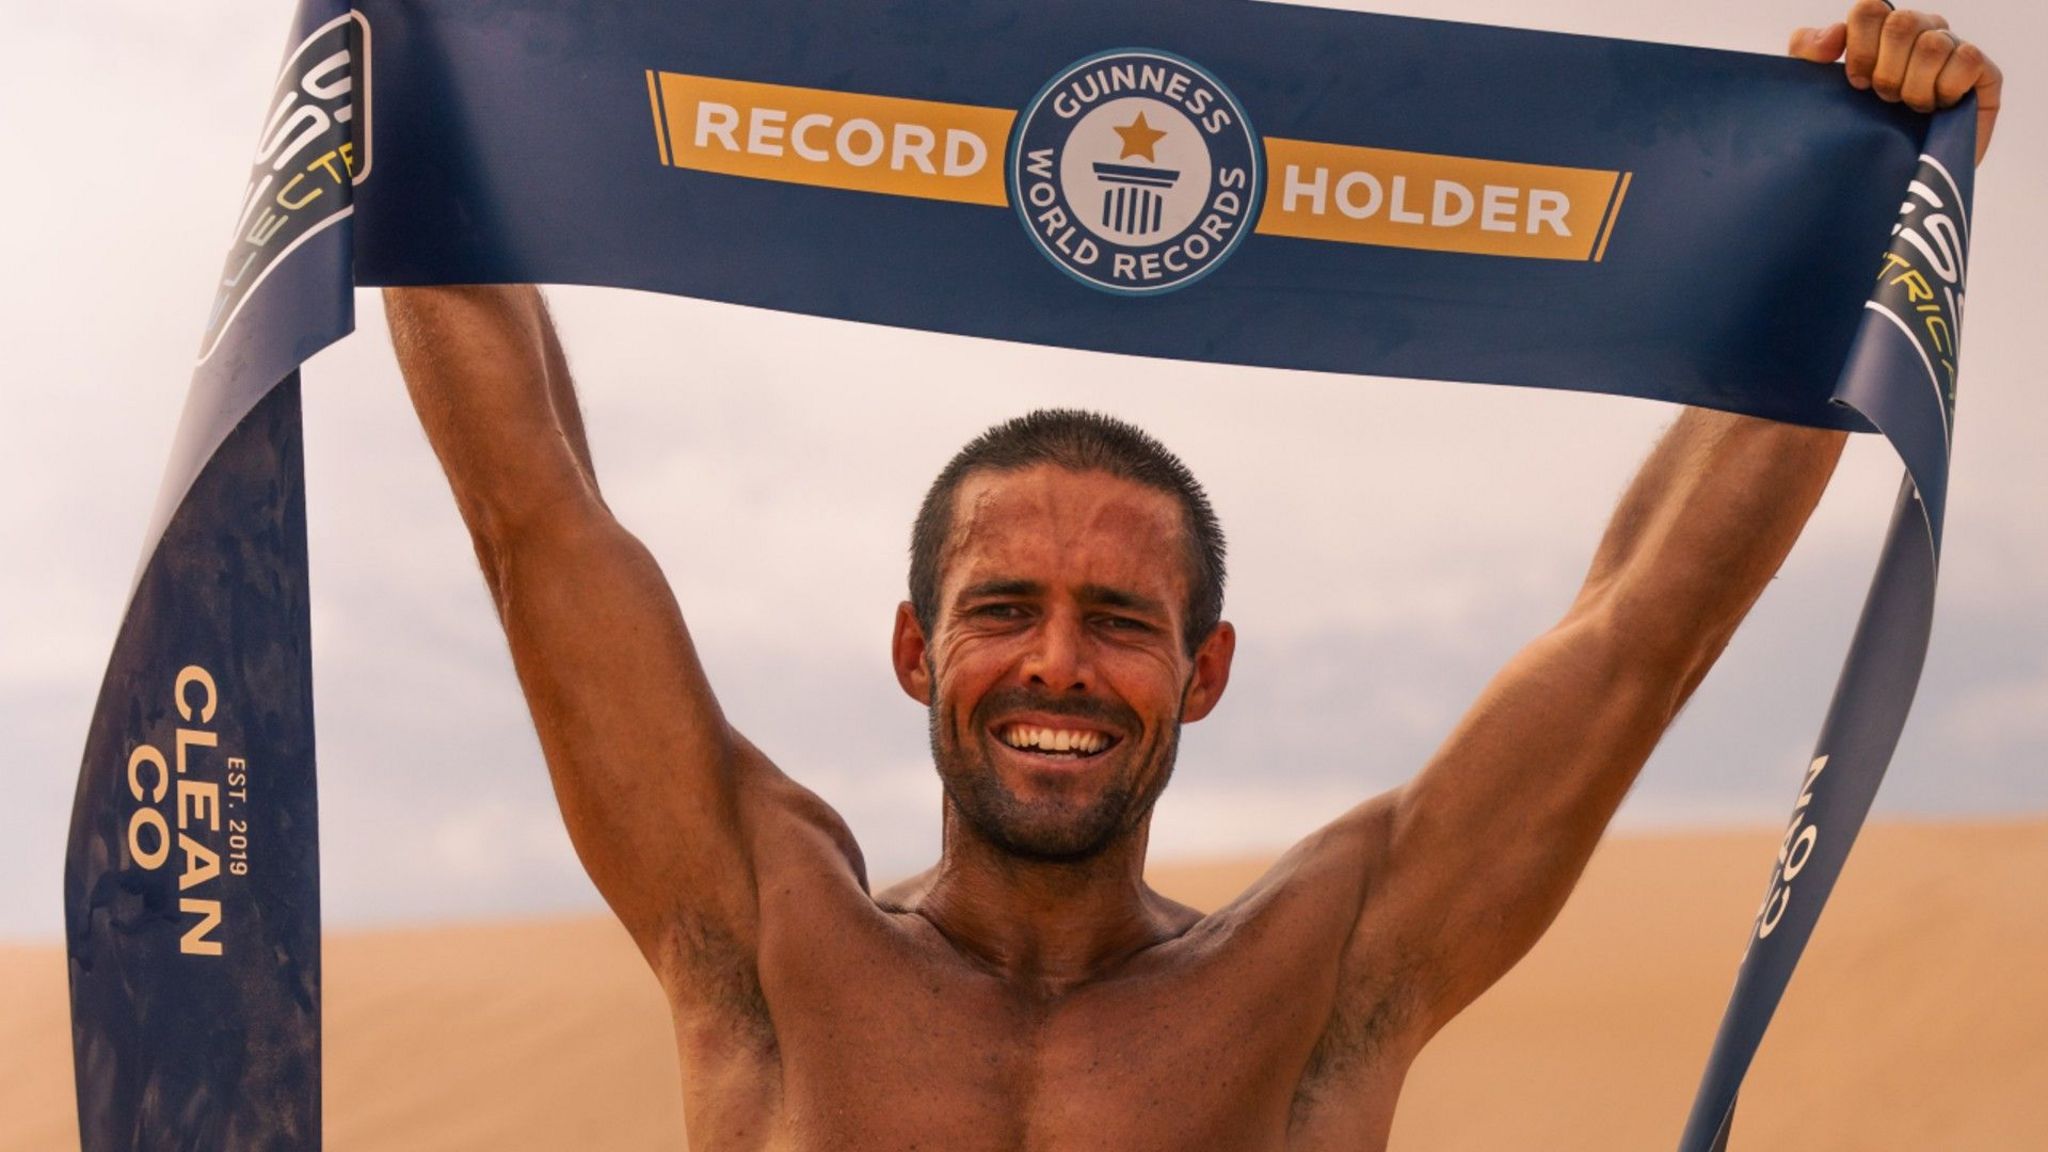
[65,0,1973,1147]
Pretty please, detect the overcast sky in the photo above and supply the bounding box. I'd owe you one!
[1,0,2040,940]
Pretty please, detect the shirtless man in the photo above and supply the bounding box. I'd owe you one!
[384,6,2000,1148]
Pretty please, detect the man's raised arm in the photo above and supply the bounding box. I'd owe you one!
[383,285,780,967]
[1333,4,2001,1046]
[1361,410,1846,1037]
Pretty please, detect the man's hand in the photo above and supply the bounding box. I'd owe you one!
[1790,1,2003,164]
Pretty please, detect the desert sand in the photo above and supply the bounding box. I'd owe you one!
[5,818,2043,1150]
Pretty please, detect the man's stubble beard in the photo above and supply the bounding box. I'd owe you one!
[927,674,1182,864]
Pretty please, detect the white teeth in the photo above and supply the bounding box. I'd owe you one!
[1000,725,1109,754]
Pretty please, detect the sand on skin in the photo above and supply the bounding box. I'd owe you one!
[4,819,2043,1150]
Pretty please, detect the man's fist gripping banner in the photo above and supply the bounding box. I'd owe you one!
[65,0,1974,1147]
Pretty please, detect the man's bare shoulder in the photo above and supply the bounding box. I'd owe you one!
[643,743,875,1011]
[1199,793,1397,933]
[728,740,871,889]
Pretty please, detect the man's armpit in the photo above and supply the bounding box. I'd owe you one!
[1289,949,1425,1117]
[669,908,779,1056]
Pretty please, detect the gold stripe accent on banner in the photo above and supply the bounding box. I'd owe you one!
[1594,171,1632,263]
[1256,137,1624,261]
[653,72,1013,207]
[645,71,672,167]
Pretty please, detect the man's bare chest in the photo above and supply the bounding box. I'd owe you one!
[672,908,1400,1152]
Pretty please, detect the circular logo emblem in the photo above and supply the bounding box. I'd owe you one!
[1008,49,1263,296]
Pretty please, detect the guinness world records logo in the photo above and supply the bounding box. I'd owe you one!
[1008,49,1262,296]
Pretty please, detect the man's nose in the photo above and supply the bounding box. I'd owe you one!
[1021,609,1092,692]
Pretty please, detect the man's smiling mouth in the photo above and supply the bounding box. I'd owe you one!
[996,723,1119,758]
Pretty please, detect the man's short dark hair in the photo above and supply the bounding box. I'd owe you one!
[909,409,1226,655]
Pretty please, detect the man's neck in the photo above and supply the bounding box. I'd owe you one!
[908,812,1197,997]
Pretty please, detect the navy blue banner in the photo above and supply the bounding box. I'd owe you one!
[1682,107,1974,1152]
[65,0,356,1146]
[67,0,1971,1147]
[356,0,1932,431]
[66,379,322,1150]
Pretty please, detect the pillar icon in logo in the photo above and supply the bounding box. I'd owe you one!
[1009,49,1263,296]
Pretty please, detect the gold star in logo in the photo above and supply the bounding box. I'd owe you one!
[1113,112,1169,163]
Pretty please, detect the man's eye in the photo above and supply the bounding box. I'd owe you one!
[974,604,1026,619]
[1098,615,1150,632]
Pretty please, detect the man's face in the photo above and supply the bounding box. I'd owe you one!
[892,465,1233,862]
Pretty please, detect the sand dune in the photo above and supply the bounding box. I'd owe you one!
[6,819,2043,1149]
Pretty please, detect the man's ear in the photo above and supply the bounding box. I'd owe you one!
[1180,620,1236,723]
[892,601,933,705]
